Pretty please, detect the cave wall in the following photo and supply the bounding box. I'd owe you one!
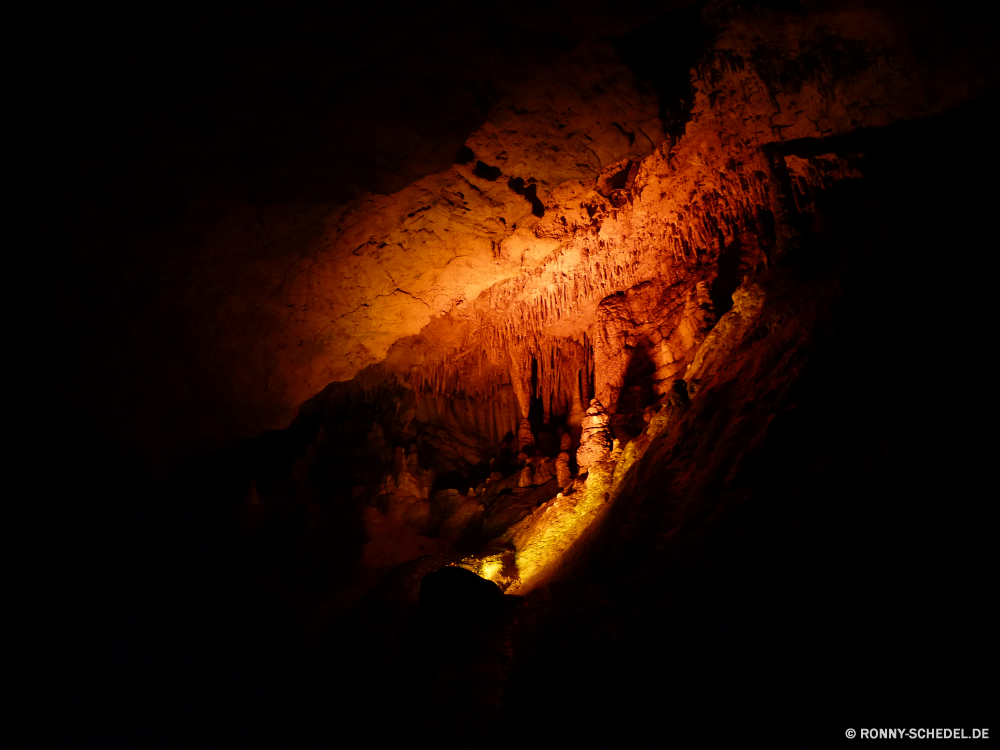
[210,0,1000,625]
[15,0,1000,473]
[19,2,1000,744]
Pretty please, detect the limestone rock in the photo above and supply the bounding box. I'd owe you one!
[556,451,572,488]
[687,379,702,400]
[576,399,612,471]
[535,457,556,485]
[439,499,484,543]
[517,418,535,452]
[360,503,447,569]
[43,0,1000,473]
[609,439,623,464]
[647,380,690,439]
[404,500,433,535]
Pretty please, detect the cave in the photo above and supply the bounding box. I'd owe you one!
[14,0,997,745]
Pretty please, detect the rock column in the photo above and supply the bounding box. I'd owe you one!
[576,398,612,471]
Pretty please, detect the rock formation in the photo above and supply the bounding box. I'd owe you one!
[21,1,1000,745]
[609,439,623,464]
[24,0,1000,473]
[556,452,573,489]
[517,419,535,453]
[577,399,613,471]
[438,497,484,544]
[361,447,439,567]
[534,457,556,486]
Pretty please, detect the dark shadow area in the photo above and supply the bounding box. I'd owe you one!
[605,161,632,190]
[615,5,715,141]
[473,160,503,181]
[507,176,546,216]
[611,339,658,441]
[709,234,746,315]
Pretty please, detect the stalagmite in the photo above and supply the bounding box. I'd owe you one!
[576,398,612,471]
[517,418,535,452]
[556,451,572,489]
[518,464,534,488]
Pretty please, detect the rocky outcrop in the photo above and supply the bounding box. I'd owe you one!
[30,0,1000,471]
[593,278,718,416]
[27,4,998,747]
[111,0,998,598]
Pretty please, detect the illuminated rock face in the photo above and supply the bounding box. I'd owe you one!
[39,0,1000,472]
[577,400,612,471]
[556,452,573,489]
[23,0,997,585]
[22,4,997,743]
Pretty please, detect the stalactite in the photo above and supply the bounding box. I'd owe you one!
[391,136,859,458]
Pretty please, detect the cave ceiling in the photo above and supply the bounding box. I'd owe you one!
[13,0,1000,470]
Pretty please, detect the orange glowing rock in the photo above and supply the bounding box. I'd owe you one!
[535,457,557,485]
[55,0,999,474]
[556,452,572,489]
[517,418,535,452]
[576,399,612,471]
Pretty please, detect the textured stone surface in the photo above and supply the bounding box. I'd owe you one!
[516,419,535,452]
[534,457,556,486]
[20,0,1000,471]
[556,452,573,489]
[24,3,999,746]
[577,399,612,471]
